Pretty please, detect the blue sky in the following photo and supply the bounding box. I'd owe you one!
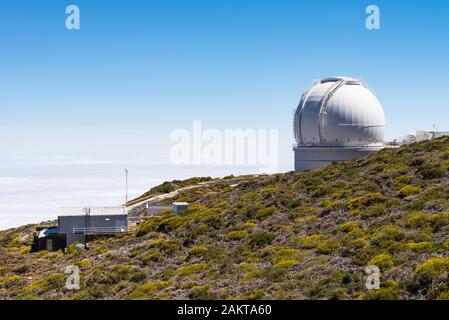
[0,0,448,228]
[1,0,448,133]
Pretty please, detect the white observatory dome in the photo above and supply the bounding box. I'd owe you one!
[293,77,386,171]
[294,77,385,147]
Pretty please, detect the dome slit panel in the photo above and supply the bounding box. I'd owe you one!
[343,91,350,143]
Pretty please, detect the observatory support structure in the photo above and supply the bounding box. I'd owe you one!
[293,145,383,171]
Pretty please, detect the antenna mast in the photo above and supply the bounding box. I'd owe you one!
[125,169,128,204]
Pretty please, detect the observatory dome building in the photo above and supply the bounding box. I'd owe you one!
[293,77,385,171]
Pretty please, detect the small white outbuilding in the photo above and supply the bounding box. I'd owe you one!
[172,202,189,214]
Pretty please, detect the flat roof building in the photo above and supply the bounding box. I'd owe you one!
[57,206,128,246]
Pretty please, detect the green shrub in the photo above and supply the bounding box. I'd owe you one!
[363,280,400,300]
[75,259,92,268]
[136,212,187,235]
[410,157,426,167]
[157,216,185,233]
[28,278,59,294]
[136,218,162,236]
[275,258,298,268]
[406,211,429,228]
[271,247,300,261]
[189,285,215,300]
[66,242,83,256]
[256,207,276,219]
[149,181,174,194]
[397,185,422,198]
[11,264,29,275]
[394,175,412,186]
[126,280,171,299]
[294,216,317,226]
[415,257,449,282]
[428,213,449,231]
[361,204,387,218]
[372,225,405,242]
[339,222,360,233]
[244,221,256,229]
[405,211,449,231]
[418,166,444,180]
[241,288,265,300]
[316,240,339,254]
[111,265,146,283]
[368,254,394,271]
[241,192,260,201]
[347,193,387,210]
[129,245,146,258]
[406,242,433,252]
[142,251,161,264]
[214,201,229,210]
[44,274,65,290]
[320,200,346,215]
[177,263,208,276]
[187,246,208,258]
[0,233,19,247]
[312,185,334,198]
[248,232,276,248]
[147,238,180,254]
[180,204,208,217]
[347,238,369,250]
[296,234,325,249]
[264,265,289,282]
[191,223,209,237]
[0,267,12,276]
[297,207,320,216]
[203,246,227,262]
[227,230,249,240]
[0,275,26,289]
[191,208,221,222]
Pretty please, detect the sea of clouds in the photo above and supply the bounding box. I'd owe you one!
[0,155,292,230]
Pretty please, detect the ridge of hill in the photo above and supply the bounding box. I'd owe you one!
[2,137,449,300]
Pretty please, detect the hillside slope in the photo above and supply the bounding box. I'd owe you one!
[2,137,449,300]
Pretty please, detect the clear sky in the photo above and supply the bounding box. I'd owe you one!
[0,0,448,228]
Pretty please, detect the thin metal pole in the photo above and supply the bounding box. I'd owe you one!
[125,169,128,203]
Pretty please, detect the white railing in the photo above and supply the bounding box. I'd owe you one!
[59,206,127,217]
[73,226,128,235]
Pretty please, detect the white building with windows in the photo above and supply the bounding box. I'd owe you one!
[403,130,449,144]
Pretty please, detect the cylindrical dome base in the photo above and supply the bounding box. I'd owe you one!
[294,145,383,171]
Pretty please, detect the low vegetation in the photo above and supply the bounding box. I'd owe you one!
[1,137,449,299]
